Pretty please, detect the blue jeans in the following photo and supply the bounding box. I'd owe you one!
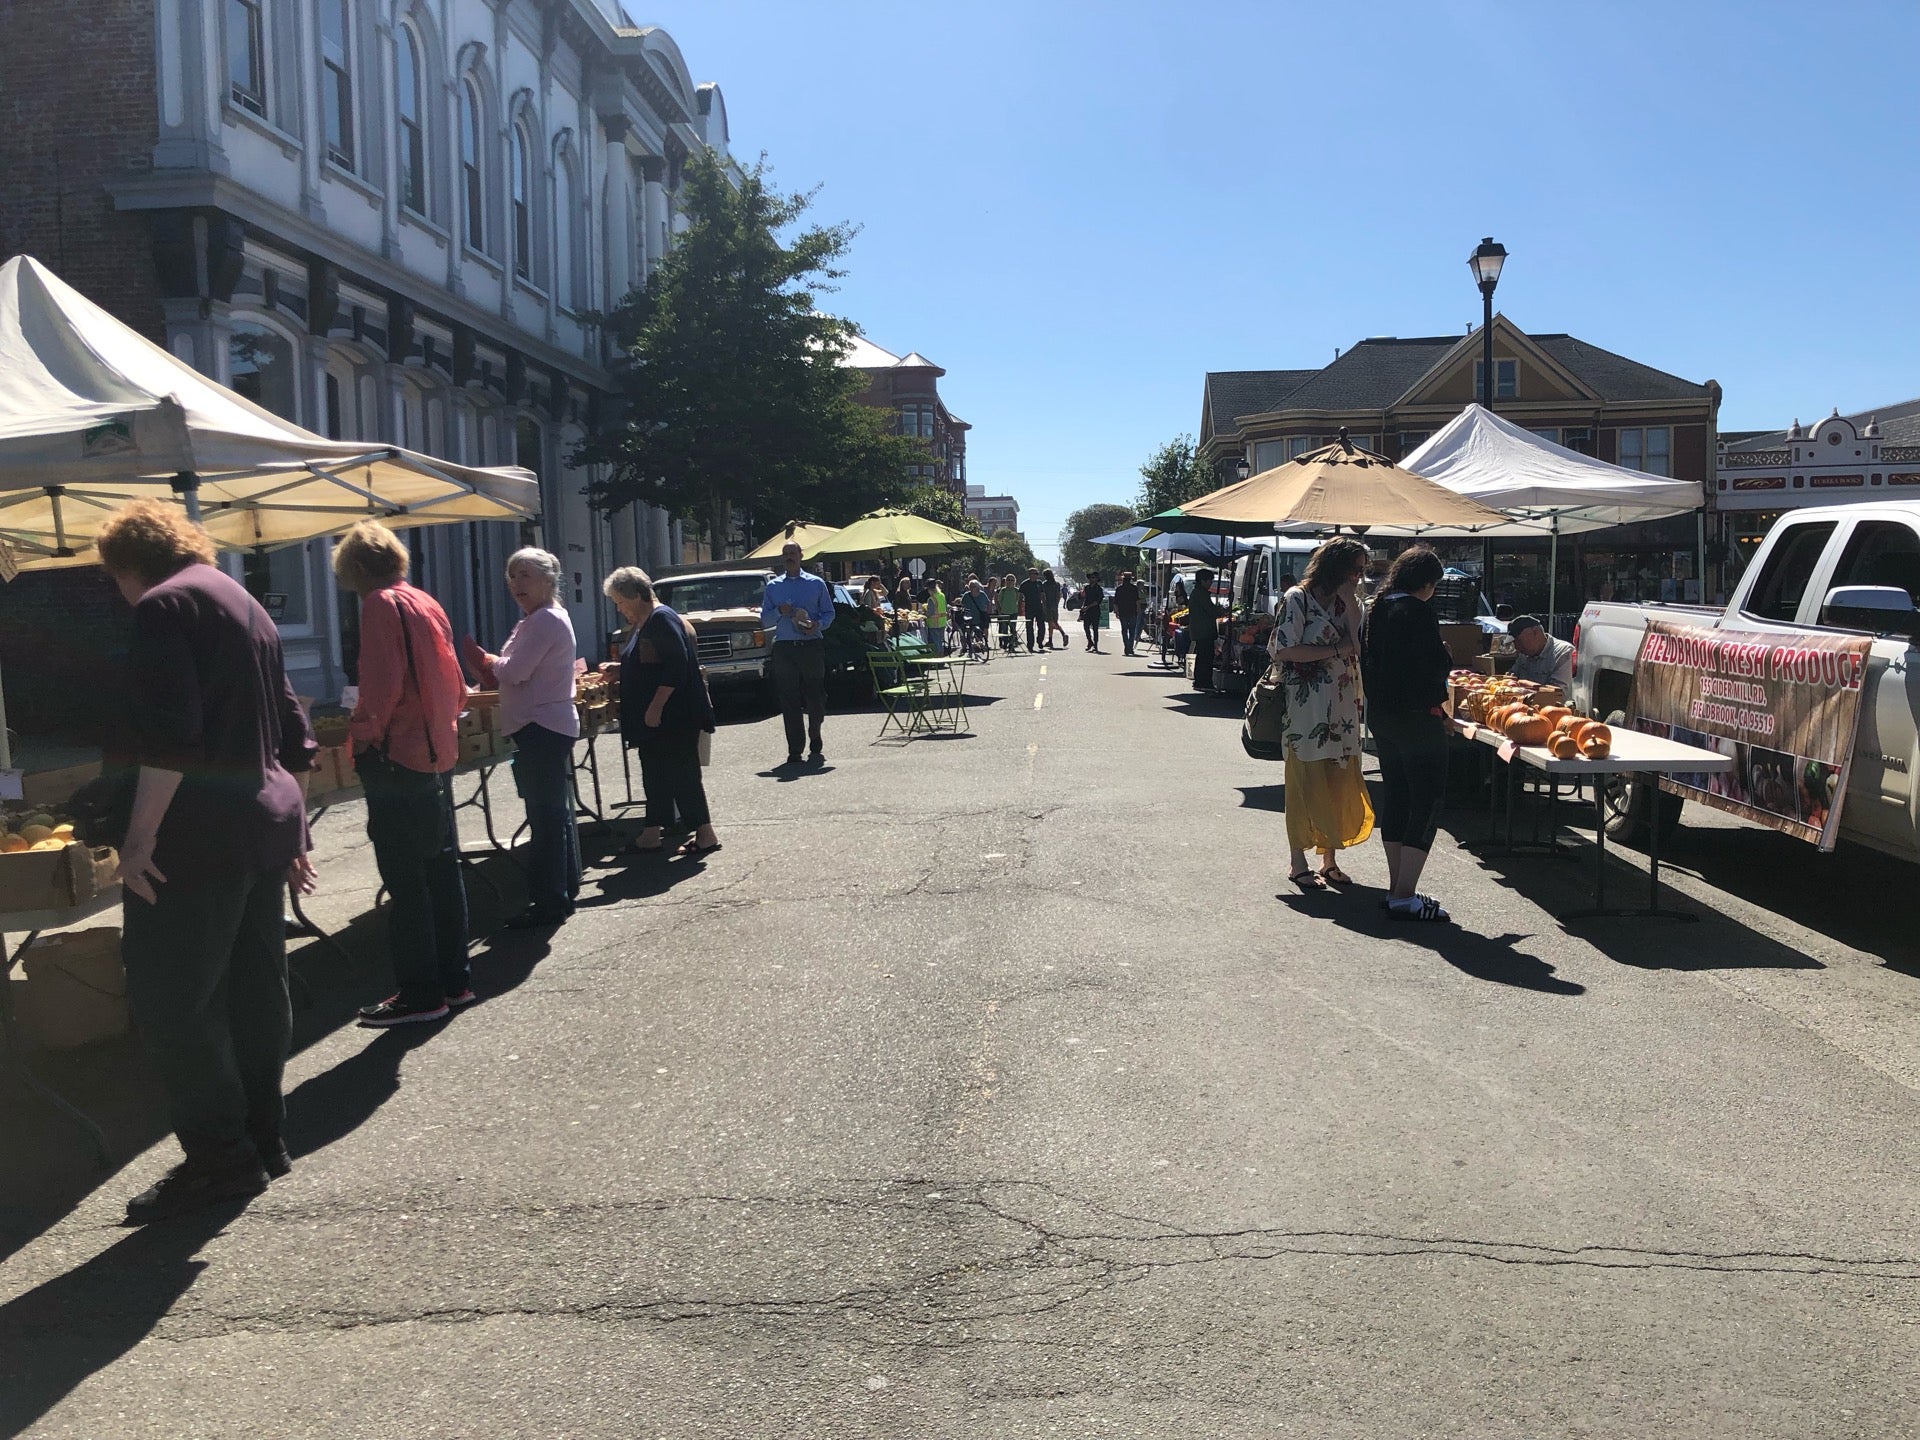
[510,723,580,915]
[1119,614,1142,652]
[926,625,946,654]
[362,764,469,1006]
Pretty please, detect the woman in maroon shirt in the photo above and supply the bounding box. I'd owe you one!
[333,521,472,1028]
[97,499,317,1224]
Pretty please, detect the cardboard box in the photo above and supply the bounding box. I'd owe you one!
[459,730,495,764]
[17,925,127,1049]
[0,842,113,917]
[21,761,102,808]
[1438,622,1487,668]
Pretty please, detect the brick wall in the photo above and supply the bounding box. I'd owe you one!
[0,0,165,338]
[0,0,160,742]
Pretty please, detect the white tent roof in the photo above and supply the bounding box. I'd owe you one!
[1376,403,1703,538]
[0,255,538,570]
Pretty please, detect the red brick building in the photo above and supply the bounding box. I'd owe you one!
[842,334,970,495]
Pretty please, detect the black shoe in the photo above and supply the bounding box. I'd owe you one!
[503,906,568,931]
[783,753,802,767]
[255,1140,293,1180]
[357,995,452,1027]
[125,1157,270,1224]
[808,750,824,765]
[444,988,479,1009]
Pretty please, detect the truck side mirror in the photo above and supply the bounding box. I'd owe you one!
[1821,584,1920,636]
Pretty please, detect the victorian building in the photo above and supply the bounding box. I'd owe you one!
[0,0,731,714]
[1200,317,1721,610]
[841,334,970,495]
[962,485,1020,536]
[1717,401,1920,578]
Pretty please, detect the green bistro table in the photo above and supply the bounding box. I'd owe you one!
[905,654,970,733]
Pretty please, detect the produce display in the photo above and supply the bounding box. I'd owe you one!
[1449,672,1610,759]
[0,809,77,853]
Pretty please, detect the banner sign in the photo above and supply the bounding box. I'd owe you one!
[1628,620,1872,850]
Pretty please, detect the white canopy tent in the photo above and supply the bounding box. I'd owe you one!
[0,255,537,569]
[1380,404,1704,618]
[0,255,541,768]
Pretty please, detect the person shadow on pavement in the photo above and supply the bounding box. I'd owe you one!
[0,1204,240,1435]
[1276,891,1585,995]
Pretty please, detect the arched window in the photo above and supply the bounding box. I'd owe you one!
[396,25,426,215]
[319,0,354,170]
[460,81,485,251]
[511,120,533,280]
[554,152,577,310]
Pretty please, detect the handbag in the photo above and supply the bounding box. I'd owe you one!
[1241,660,1290,761]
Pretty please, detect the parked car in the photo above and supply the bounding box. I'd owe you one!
[650,569,777,702]
[1573,500,1920,857]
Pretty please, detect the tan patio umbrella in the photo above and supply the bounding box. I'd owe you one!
[1155,430,1509,534]
[746,521,839,560]
[803,509,980,560]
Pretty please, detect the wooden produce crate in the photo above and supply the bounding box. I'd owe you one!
[0,842,116,915]
[16,926,127,1048]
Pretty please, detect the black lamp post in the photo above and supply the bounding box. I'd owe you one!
[1468,236,1507,413]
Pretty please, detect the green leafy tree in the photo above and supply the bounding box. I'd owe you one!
[1060,503,1140,581]
[578,151,928,555]
[1136,434,1225,518]
[895,483,982,535]
[985,529,1039,576]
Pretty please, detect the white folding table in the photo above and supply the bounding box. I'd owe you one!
[1453,723,1733,921]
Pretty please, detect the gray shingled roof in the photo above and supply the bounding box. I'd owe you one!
[1724,397,1920,452]
[1528,334,1711,403]
[1203,370,1317,432]
[1264,338,1459,412]
[1207,330,1713,422]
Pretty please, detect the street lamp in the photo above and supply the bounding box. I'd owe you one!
[1468,236,1507,413]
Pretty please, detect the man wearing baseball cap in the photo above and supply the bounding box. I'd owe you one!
[1507,614,1574,687]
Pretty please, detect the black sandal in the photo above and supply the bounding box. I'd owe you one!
[1289,870,1328,891]
[678,839,723,858]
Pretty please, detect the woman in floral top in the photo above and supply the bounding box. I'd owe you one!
[1269,537,1375,888]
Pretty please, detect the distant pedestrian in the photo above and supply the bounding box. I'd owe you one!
[1362,545,1454,922]
[1270,537,1373,890]
[1112,570,1142,656]
[761,542,835,766]
[97,498,316,1221]
[606,567,720,858]
[924,576,948,653]
[893,576,913,614]
[996,571,1021,651]
[1042,568,1068,648]
[333,520,472,1029]
[463,548,581,930]
[1186,569,1219,690]
[1019,567,1048,652]
[1081,571,1106,652]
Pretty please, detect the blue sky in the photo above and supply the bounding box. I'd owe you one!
[651,1,1920,561]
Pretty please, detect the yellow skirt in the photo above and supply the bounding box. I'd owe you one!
[1284,751,1375,853]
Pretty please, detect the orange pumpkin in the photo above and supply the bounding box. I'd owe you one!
[1538,705,1572,726]
[1578,722,1612,759]
[1506,713,1554,746]
[1548,732,1579,759]
[1554,713,1584,735]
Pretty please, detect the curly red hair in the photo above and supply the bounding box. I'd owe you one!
[95,499,217,584]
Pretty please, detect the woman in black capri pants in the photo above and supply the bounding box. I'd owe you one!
[1361,546,1454,922]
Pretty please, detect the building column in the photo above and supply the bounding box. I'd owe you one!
[602,124,635,306]
[637,154,666,278]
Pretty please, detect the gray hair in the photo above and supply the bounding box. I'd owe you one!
[506,547,561,585]
[602,566,654,603]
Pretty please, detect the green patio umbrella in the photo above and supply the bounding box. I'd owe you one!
[803,508,981,560]
[746,521,840,560]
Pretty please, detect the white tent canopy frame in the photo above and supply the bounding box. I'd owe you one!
[1375,404,1704,619]
[0,254,540,768]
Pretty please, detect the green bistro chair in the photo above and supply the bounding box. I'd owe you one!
[865,644,931,739]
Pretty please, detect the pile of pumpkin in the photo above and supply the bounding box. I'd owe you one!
[1486,701,1613,759]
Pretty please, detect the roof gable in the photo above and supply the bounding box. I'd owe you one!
[1395,316,1596,408]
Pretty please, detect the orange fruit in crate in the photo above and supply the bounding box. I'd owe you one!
[0,834,27,854]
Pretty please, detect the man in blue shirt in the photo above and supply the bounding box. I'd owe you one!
[760,542,837,765]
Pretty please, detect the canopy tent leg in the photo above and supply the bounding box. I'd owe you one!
[171,470,201,524]
[1547,517,1560,632]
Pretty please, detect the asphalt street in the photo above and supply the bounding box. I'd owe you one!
[4,635,1919,1438]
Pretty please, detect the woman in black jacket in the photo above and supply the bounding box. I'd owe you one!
[604,568,720,858]
[1360,546,1453,921]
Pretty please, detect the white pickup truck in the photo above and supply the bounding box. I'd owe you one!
[1572,500,1920,858]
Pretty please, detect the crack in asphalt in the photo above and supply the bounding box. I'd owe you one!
[20,1179,1916,1351]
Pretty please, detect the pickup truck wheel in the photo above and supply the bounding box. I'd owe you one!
[1598,709,1683,849]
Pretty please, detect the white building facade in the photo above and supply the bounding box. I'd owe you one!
[103,0,731,694]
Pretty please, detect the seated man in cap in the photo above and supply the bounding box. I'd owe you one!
[1507,615,1574,688]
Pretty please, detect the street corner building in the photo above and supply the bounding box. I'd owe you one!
[0,0,737,736]
[1199,316,1723,611]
